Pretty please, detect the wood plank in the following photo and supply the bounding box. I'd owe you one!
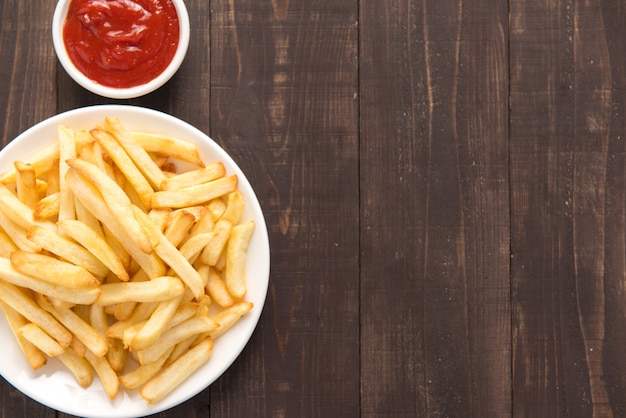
[0,1,58,414]
[510,0,626,416]
[359,1,510,416]
[207,1,360,417]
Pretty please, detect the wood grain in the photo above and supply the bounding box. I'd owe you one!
[208,1,360,417]
[511,0,626,416]
[359,0,510,417]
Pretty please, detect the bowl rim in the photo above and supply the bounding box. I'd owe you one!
[52,0,191,99]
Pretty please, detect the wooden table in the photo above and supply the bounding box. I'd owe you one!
[1,0,624,416]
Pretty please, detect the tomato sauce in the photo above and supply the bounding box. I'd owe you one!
[63,0,180,89]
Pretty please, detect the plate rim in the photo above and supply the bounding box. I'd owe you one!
[0,104,270,417]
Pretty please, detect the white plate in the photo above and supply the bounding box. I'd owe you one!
[0,105,270,417]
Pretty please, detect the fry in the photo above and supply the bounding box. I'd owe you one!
[130,131,205,167]
[97,276,185,306]
[130,295,183,351]
[56,348,94,388]
[18,323,66,357]
[136,315,218,365]
[66,159,152,254]
[66,169,165,278]
[0,280,72,348]
[14,161,38,209]
[201,191,244,266]
[34,192,60,220]
[85,349,120,400]
[160,162,226,191]
[57,124,77,221]
[120,347,173,390]
[11,250,100,288]
[35,294,108,358]
[133,207,205,299]
[27,225,109,278]
[210,301,253,339]
[104,117,167,190]
[151,175,237,209]
[140,337,213,404]
[224,220,255,299]
[58,220,130,282]
[205,267,234,308]
[0,258,100,305]
[91,128,154,209]
[0,301,47,369]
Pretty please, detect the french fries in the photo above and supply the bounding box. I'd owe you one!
[0,116,257,405]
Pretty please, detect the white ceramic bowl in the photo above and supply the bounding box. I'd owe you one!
[0,105,270,417]
[52,0,190,99]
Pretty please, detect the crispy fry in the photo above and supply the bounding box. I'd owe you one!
[57,125,77,221]
[160,162,226,191]
[133,207,205,299]
[34,192,60,220]
[0,258,100,305]
[91,128,154,209]
[0,280,72,348]
[224,220,255,299]
[136,315,218,365]
[105,117,168,190]
[85,349,120,400]
[18,323,66,357]
[58,220,130,282]
[151,175,237,209]
[27,225,109,278]
[11,250,100,288]
[205,267,234,308]
[130,131,205,168]
[56,348,93,388]
[66,169,165,278]
[210,301,253,339]
[14,161,38,209]
[120,347,174,390]
[200,191,244,266]
[66,159,152,254]
[97,276,185,306]
[0,301,47,369]
[35,294,108,358]
[140,337,213,404]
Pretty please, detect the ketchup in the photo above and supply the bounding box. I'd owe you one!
[63,0,180,89]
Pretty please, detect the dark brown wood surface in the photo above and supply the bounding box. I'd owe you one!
[0,0,624,417]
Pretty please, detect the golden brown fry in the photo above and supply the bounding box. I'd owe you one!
[91,128,154,209]
[163,209,195,247]
[140,337,213,404]
[0,280,72,348]
[11,250,100,288]
[27,225,109,278]
[120,347,173,390]
[0,215,41,253]
[0,258,100,305]
[18,323,66,357]
[210,301,253,339]
[34,192,60,220]
[200,191,244,266]
[66,159,153,254]
[0,229,18,258]
[35,293,108,358]
[14,161,38,209]
[0,142,59,184]
[58,220,130,282]
[57,125,77,221]
[66,169,165,278]
[136,315,218,365]
[224,220,255,299]
[205,267,234,308]
[97,276,185,306]
[130,131,205,168]
[56,348,93,387]
[0,301,47,369]
[160,162,226,191]
[85,349,120,400]
[130,295,183,351]
[151,175,237,209]
[105,117,168,190]
[133,207,205,299]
